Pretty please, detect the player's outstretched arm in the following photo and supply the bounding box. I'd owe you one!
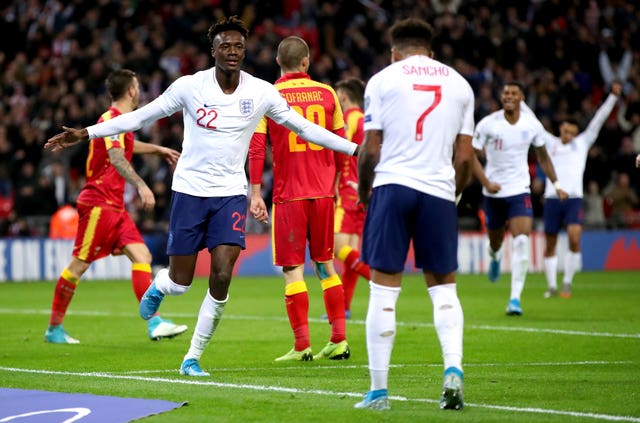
[45,127,90,151]
[133,141,180,166]
[282,109,357,156]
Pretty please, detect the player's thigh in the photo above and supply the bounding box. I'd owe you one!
[483,196,509,230]
[543,198,563,235]
[272,201,309,266]
[72,204,122,262]
[167,192,209,255]
[413,192,458,275]
[204,195,247,250]
[565,198,584,226]
[308,197,335,263]
[362,184,414,274]
[506,194,533,235]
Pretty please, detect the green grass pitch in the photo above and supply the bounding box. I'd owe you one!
[1,271,639,422]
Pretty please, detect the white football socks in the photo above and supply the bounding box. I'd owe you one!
[428,283,463,371]
[366,281,401,392]
[510,234,529,300]
[544,256,558,290]
[153,268,190,296]
[184,291,228,362]
[563,251,581,285]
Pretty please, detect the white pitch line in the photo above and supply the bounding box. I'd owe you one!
[1,367,639,422]
[113,360,633,374]
[1,308,638,339]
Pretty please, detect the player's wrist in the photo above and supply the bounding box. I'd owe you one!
[553,180,562,191]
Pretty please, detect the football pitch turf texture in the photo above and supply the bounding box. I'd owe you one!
[1,271,638,422]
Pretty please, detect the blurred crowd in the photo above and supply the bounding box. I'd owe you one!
[1,0,640,237]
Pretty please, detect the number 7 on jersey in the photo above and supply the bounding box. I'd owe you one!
[413,84,441,141]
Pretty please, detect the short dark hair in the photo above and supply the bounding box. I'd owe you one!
[105,69,136,101]
[563,117,580,127]
[277,36,309,71]
[504,80,525,94]
[207,15,248,47]
[335,78,365,109]
[389,18,434,51]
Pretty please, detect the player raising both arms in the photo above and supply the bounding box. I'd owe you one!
[522,82,622,298]
[45,17,358,376]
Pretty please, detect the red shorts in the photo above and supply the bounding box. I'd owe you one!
[73,203,143,263]
[334,203,366,235]
[272,197,334,266]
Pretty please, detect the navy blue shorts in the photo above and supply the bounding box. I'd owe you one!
[543,198,583,234]
[362,184,458,274]
[167,192,247,255]
[484,194,533,230]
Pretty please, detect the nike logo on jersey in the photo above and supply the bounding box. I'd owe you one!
[203,103,216,108]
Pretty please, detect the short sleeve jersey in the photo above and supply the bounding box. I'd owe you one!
[252,72,345,203]
[364,55,475,201]
[472,111,546,197]
[157,69,293,197]
[337,107,364,208]
[77,107,133,210]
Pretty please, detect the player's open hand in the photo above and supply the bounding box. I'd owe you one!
[158,147,181,166]
[44,126,89,151]
[611,81,623,97]
[485,181,501,194]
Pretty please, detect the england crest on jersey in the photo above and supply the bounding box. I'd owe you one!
[239,99,254,116]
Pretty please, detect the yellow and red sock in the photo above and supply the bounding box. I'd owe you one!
[285,281,310,351]
[131,263,152,302]
[341,267,359,311]
[338,245,371,280]
[49,268,79,326]
[321,274,346,343]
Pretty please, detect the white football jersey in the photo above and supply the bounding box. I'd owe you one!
[86,68,356,197]
[364,55,475,201]
[472,110,546,197]
[539,94,617,198]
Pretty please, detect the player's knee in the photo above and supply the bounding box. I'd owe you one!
[314,262,329,280]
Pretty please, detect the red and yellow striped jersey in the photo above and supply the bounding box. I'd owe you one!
[76,107,134,210]
[250,72,345,203]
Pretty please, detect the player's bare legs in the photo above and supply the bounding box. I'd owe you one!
[487,227,505,282]
[506,216,532,315]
